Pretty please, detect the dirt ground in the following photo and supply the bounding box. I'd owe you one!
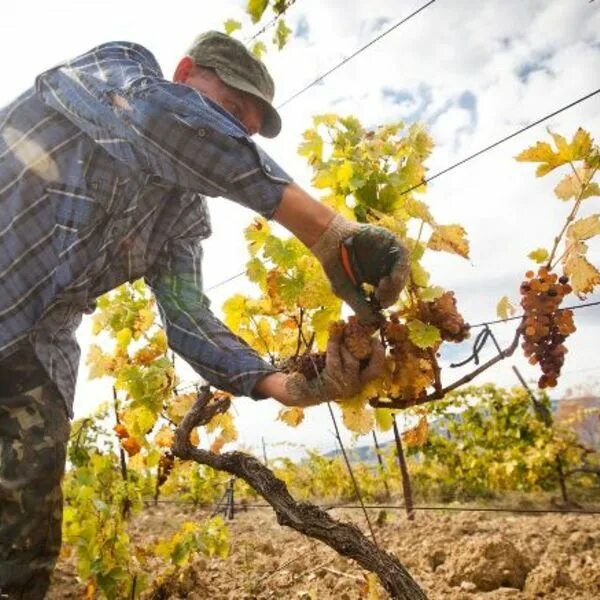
[49,503,600,599]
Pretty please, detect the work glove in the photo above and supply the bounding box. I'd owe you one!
[285,325,386,406]
[311,214,409,322]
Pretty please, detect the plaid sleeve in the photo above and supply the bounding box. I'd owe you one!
[145,233,278,399]
[35,42,291,218]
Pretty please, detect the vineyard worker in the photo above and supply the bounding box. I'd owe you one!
[0,32,407,597]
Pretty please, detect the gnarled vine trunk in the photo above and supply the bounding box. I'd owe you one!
[172,389,427,599]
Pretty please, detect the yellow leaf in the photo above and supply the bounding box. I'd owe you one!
[563,254,600,299]
[340,396,373,434]
[496,296,516,320]
[569,127,593,159]
[554,167,600,201]
[312,169,336,189]
[401,416,429,448]
[567,214,600,241]
[154,425,174,448]
[116,327,132,350]
[516,128,594,176]
[167,393,197,423]
[335,161,354,189]
[206,412,238,453]
[528,248,549,264]
[428,224,469,259]
[403,197,435,224]
[278,407,305,427]
[86,344,114,379]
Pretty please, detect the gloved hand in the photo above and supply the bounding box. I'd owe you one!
[310,214,409,322]
[285,325,386,406]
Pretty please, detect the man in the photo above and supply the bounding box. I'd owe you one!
[0,31,407,597]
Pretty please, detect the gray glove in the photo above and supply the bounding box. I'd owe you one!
[311,214,409,321]
[285,326,386,406]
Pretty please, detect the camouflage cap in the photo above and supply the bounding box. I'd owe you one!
[188,31,282,138]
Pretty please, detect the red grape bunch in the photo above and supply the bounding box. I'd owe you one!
[519,267,576,389]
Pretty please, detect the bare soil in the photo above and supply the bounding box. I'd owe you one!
[49,503,600,599]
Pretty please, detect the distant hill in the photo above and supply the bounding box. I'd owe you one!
[555,396,600,451]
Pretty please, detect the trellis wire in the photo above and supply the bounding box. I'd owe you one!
[142,499,600,516]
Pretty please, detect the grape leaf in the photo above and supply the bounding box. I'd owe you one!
[250,41,267,59]
[401,415,429,448]
[567,214,600,241]
[407,319,441,349]
[154,425,175,448]
[278,406,305,427]
[245,218,270,256]
[246,257,267,287]
[273,19,292,49]
[428,224,469,259]
[419,286,445,301]
[554,167,600,201]
[223,294,248,332]
[528,248,549,264]
[496,296,516,320]
[340,396,373,434]
[564,254,600,299]
[247,0,268,23]
[374,408,395,432]
[298,129,323,163]
[562,216,600,298]
[516,128,594,176]
[223,19,242,35]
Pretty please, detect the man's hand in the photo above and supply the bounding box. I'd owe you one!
[253,327,386,407]
[273,184,408,320]
[283,326,385,407]
[311,214,409,322]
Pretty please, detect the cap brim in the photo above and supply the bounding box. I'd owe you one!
[215,68,282,138]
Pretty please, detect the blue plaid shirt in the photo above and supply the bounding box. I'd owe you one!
[0,42,291,416]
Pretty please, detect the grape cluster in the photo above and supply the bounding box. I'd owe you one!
[519,267,576,388]
[384,317,434,401]
[420,291,470,342]
[284,352,326,381]
[343,316,376,360]
[157,451,175,488]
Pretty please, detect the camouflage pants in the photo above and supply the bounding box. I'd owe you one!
[0,350,70,600]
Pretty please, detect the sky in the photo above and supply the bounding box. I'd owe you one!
[2,0,599,458]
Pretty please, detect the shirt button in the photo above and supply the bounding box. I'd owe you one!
[264,163,272,173]
[198,128,206,137]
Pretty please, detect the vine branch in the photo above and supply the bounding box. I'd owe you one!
[172,388,427,599]
[370,325,522,409]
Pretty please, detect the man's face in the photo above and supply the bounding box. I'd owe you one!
[181,62,265,136]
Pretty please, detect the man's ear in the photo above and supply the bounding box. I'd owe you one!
[173,56,194,83]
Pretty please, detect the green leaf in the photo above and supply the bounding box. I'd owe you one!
[223,19,242,35]
[246,257,267,287]
[374,408,395,432]
[528,248,549,264]
[247,0,268,23]
[407,319,441,349]
[250,41,267,60]
[273,19,292,49]
[419,286,445,301]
